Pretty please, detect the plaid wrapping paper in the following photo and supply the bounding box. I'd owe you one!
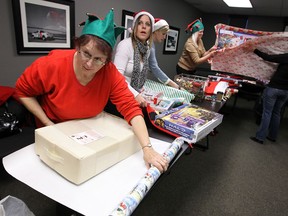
[143,79,195,103]
[211,24,288,84]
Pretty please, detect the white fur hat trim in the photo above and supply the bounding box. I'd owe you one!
[132,11,155,31]
[153,19,169,32]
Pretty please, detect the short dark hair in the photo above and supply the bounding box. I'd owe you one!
[74,35,113,62]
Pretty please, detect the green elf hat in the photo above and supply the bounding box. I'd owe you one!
[185,18,204,34]
[79,8,125,48]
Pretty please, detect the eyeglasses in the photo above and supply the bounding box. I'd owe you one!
[78,50,106,66]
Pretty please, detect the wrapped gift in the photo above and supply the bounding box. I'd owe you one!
[35,112,140,185]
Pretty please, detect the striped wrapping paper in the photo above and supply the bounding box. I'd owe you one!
[143,79,195,103]
[212,24,288,84]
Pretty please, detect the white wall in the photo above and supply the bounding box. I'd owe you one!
[0,0,200,86]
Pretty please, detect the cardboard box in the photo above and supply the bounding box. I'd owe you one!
[154,104,223,143]
[35,112,140,185]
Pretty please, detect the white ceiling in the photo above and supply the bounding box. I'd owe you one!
[184,0,288,17]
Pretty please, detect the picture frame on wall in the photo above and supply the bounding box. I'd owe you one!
[163,26,180,55]
[121,9,134,40]
[12,0,75,54]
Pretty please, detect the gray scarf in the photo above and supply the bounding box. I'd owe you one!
[131,40,149,92]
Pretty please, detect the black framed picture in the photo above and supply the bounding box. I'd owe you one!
[121,10,134,40]
[163,26,180,55]
[12,0,75,54]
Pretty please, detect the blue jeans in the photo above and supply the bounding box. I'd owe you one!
[256,86,288,141]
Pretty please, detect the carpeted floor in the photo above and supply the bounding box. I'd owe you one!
[1,96,287,216]
[133,97,288,216]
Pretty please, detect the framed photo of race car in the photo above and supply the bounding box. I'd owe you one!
[12,0,75,54]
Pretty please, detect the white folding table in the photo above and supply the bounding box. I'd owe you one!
[3,137,171,216]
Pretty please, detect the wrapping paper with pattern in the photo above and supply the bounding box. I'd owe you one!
[211,24,288,84]
[143,79,195,103]
[110,137,185,216]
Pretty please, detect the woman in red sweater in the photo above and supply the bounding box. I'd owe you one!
[15,9,168,173]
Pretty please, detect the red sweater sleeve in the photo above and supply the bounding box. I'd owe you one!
[104,63,143,123]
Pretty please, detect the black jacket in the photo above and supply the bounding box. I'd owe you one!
[254,49,288,90]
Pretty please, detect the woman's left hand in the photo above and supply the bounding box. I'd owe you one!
[135,94,147,107]
[168,80,180,89]
[142,147,168,173]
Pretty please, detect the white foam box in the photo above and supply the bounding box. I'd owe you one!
[34,112,140,185]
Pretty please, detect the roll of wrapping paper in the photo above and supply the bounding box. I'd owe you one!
[109,137,185,216]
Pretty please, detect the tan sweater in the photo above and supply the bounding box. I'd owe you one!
[177,37,206,71]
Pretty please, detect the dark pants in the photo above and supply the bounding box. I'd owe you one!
[256,86,288,141]
[104,100,154,128]
[104,99,123,118]
[176,64,196,75]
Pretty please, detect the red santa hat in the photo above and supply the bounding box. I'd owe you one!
[153,18,169,32]
[132,10,155,31]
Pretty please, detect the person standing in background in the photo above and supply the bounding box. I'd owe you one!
[176,18,216,75]
[250,49,288,144]
[149,18,179,89]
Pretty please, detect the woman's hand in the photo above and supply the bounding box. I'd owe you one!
[130,115,169,173]
[44,119,55,126]
[18,97,55,127]
[209,50,217,58]
[204,46,217,59]
[135,94,147,107]
[168,80,180,89]
[142,147,169,173]
[209,45,217,52]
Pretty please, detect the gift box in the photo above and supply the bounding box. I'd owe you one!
[154,104,223,143]
[35,112,140,185]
